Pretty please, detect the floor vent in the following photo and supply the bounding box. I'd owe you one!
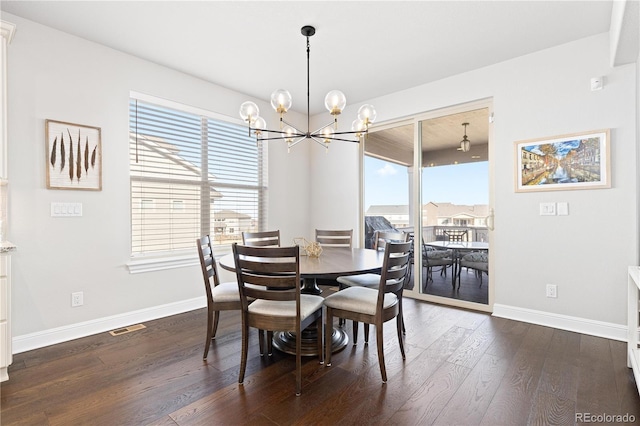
[109,324,146,336]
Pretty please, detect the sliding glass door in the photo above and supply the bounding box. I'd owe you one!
[363,101,492,311]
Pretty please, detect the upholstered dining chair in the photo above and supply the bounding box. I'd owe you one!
[315,229,353,248]
[196,235,243,360]
[241,230,281,247]
[336,230,409,333]
[324,241,412,382]
[232,243,324,396]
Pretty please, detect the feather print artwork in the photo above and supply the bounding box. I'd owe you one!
[50,136,57,167]
[46,120,101,190]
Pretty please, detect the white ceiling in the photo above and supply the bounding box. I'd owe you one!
[1,1,615,116]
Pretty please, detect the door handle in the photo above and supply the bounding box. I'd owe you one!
[486,208,495,231]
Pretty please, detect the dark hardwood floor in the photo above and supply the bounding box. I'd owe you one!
[1,294,638,425]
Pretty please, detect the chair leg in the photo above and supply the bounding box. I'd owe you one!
[364,323,370,344]
[258,329,265,356]
[296,326,302,396]
[211,310,220,339]
[203,306,214,360]
[238,318,249,384]
[396,315,406,360]
[338,283,345,327]
[325,308,333,367]
[316,316,324,364]
[267,331,273,356]
[352,320,359,345]
[376,325,387,383]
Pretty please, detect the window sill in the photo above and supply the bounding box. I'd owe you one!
[127,246,232,274]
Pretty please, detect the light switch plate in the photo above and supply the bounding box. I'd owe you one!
[51,202,82,217]
[557,202,569,216]
[539,202,556,216]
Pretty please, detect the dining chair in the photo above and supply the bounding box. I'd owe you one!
[336,230,409,333]
[315,229,353,248]
[241,230,281,247]
[232,243,324,396]
[443,229,468,242]
[324,241,412,382]
[196,235,243,360]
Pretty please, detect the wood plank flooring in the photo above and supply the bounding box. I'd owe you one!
[1,296,638,425]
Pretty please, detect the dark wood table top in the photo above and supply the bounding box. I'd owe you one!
[218,247,384,279]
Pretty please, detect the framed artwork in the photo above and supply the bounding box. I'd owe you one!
[46,119,102,190]
[515,129,610,192]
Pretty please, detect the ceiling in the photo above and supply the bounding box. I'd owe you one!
[0,1,620,166]
[1,0,614,118]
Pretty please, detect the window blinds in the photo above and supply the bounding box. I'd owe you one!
[129,98,266,256]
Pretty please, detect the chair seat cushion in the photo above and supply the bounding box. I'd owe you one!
[248,294,324,320]
[426,249,452,259]
[460,260,488,272]
[323,286,397,315]
[211,281,240,302]
[336,273,380,288]
[461,252,488,262]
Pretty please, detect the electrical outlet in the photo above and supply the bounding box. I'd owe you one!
[546,284,557,298]
[71,291,83,307]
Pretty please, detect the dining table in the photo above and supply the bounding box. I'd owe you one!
[424,240,489,287]
[218,246,385,356]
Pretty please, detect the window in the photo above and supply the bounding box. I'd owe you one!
[130,96,266,256]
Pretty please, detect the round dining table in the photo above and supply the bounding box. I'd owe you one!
[218,246,385,355]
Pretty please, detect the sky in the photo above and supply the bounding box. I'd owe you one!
[364,156,489,210]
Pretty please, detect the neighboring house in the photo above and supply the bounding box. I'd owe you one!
[367,202,488,229]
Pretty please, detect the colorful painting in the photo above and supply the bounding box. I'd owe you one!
[515,129,610,192]
[46,120,102,190]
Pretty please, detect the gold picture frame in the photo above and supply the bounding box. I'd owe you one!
[46,119,102,190]
[515,129,610,192]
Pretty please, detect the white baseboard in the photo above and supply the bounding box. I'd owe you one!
[492,303,627,342]
[12,297,207,354]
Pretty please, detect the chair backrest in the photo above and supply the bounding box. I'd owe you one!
[315,229,353,248]
[232,244,301,315]
[443,229,468,242]
[374,230,409,251]
[377,241,413,304]
[242,230,281,247]
[197,235,220,303]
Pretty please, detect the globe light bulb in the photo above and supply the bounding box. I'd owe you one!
[357,104,377,126]
[322,127,334,142]
[270,89,292,114]
[239,101,259,123]
[324,90,346,115]
[253,116,266,136]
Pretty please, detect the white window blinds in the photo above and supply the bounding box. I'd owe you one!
[130,97,267,256]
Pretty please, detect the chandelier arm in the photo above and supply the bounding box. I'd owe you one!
[310,135,331,147]
[289,136,308,149]
[323,136,361,143]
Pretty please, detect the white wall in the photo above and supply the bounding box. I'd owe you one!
[4,13,309,342]
[310,33,638,329]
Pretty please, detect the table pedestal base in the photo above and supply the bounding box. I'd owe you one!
[300,278,322,295]
[272,326,348,357]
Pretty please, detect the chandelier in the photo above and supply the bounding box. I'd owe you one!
[239,25,377,152]
[458,122,471,152]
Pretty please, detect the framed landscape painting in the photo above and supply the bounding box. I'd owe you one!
[515,129,610,192]
[46,119,102,190]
